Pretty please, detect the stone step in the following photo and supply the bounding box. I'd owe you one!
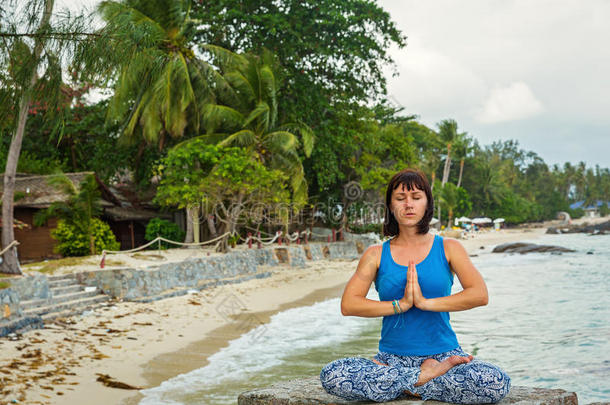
[47,273,78,281]
[49,289,101,305]
[48,278,78,288]
[50,284,83,296]
[23,294,110,317]
[19,297,51,311]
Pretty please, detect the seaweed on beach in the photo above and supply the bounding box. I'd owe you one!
[95,373,141,390]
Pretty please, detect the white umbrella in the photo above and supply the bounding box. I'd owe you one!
[456,216,472,223]
[472,217,492,224]
[493,218,505,223]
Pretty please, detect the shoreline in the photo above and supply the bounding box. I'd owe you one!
[0,228,548,405]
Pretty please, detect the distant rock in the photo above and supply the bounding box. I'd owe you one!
[238,376,578,404]
[492,243,575,254]
[546,220,610,235]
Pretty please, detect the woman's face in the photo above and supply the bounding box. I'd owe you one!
[390,184,428,227]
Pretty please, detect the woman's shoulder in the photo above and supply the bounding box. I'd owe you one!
[361,243,384,267]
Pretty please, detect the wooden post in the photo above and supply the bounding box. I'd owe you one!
[296,230,301,245]
[332,228,336,242]
[257,232,262,249]
[247,232,252,249]
[338,228,343,241]
[278,230,282,246]
[130,220,135,249]
[304,231,308,244]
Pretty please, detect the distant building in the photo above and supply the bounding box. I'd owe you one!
[569,200,610,218]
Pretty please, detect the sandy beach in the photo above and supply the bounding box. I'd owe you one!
[0,226,575,405]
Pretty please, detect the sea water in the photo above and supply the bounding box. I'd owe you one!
[139,233,610,404]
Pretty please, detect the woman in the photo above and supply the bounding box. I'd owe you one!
[320,169,511,403]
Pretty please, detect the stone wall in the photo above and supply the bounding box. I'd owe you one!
[76,240,374,300]
[0,288,22,320]
[4,273,49,301]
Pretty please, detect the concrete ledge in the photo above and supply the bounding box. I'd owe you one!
[237,376,578,405]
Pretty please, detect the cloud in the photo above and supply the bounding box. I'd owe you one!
[475,82,543,124]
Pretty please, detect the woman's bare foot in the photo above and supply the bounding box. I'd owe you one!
[414,355,473,386]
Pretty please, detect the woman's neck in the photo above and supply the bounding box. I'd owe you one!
[392,226,430,245]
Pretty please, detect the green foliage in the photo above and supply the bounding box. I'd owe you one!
[155,140,290,227]
[51,218,120,256]
[192,1,405,201]
[454,187,473,218]
[144,218,185,249]
[198,47,314,206]
[567,207,584,219]
[34,173,105,254]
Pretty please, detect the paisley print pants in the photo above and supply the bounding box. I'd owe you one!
[320,347,511,403]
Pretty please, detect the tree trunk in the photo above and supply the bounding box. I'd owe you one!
[193,205,200,244]
[184,207,194,243]
[447,208,453,229]
[441,145,452,186]
[206,213,217,237]
[457,159,465,188]
[1,0,55,274]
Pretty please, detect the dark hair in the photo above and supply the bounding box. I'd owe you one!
[383,168,434,236]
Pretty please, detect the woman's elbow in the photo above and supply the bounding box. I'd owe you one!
[478,290,489,306]
[340,301,352,316]
[341,297,356,316]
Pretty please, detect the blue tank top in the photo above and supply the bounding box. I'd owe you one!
[374,235,459,356]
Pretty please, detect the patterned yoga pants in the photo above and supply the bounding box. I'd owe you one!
[320,347,511,403]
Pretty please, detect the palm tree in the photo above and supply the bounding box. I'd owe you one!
[454,135,473,188]
[34,173,103,255]
[196,46,315,205]
[98,0,218,150]
[437,119,459,187]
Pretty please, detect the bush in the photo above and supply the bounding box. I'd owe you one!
[567,207,585,219]
[349,223,383,235]
[145,218,185,249]
[52,218,120,257]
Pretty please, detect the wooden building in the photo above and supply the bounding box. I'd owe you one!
[0,172,168,262]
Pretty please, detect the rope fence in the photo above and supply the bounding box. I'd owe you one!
[99,226,348,268]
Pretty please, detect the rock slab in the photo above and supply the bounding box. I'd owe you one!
[492,243,575,254]
[238,376,578,405]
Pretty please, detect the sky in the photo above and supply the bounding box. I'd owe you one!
[378,0,610,168]
[55,0,610,168]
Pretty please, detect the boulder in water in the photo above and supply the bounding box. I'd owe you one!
[492,243,575,254]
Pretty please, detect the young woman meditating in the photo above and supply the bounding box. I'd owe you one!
[320,169,511,403]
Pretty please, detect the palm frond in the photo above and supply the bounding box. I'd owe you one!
[217,129,257,148]
[264,131,299,153]
[203,104,244,133]
[279,122,315,157]
[259,65,277,127]
[243,101,270,130]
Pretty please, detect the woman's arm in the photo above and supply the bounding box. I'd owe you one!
[341,245,413,317]
[412,238,488,312]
